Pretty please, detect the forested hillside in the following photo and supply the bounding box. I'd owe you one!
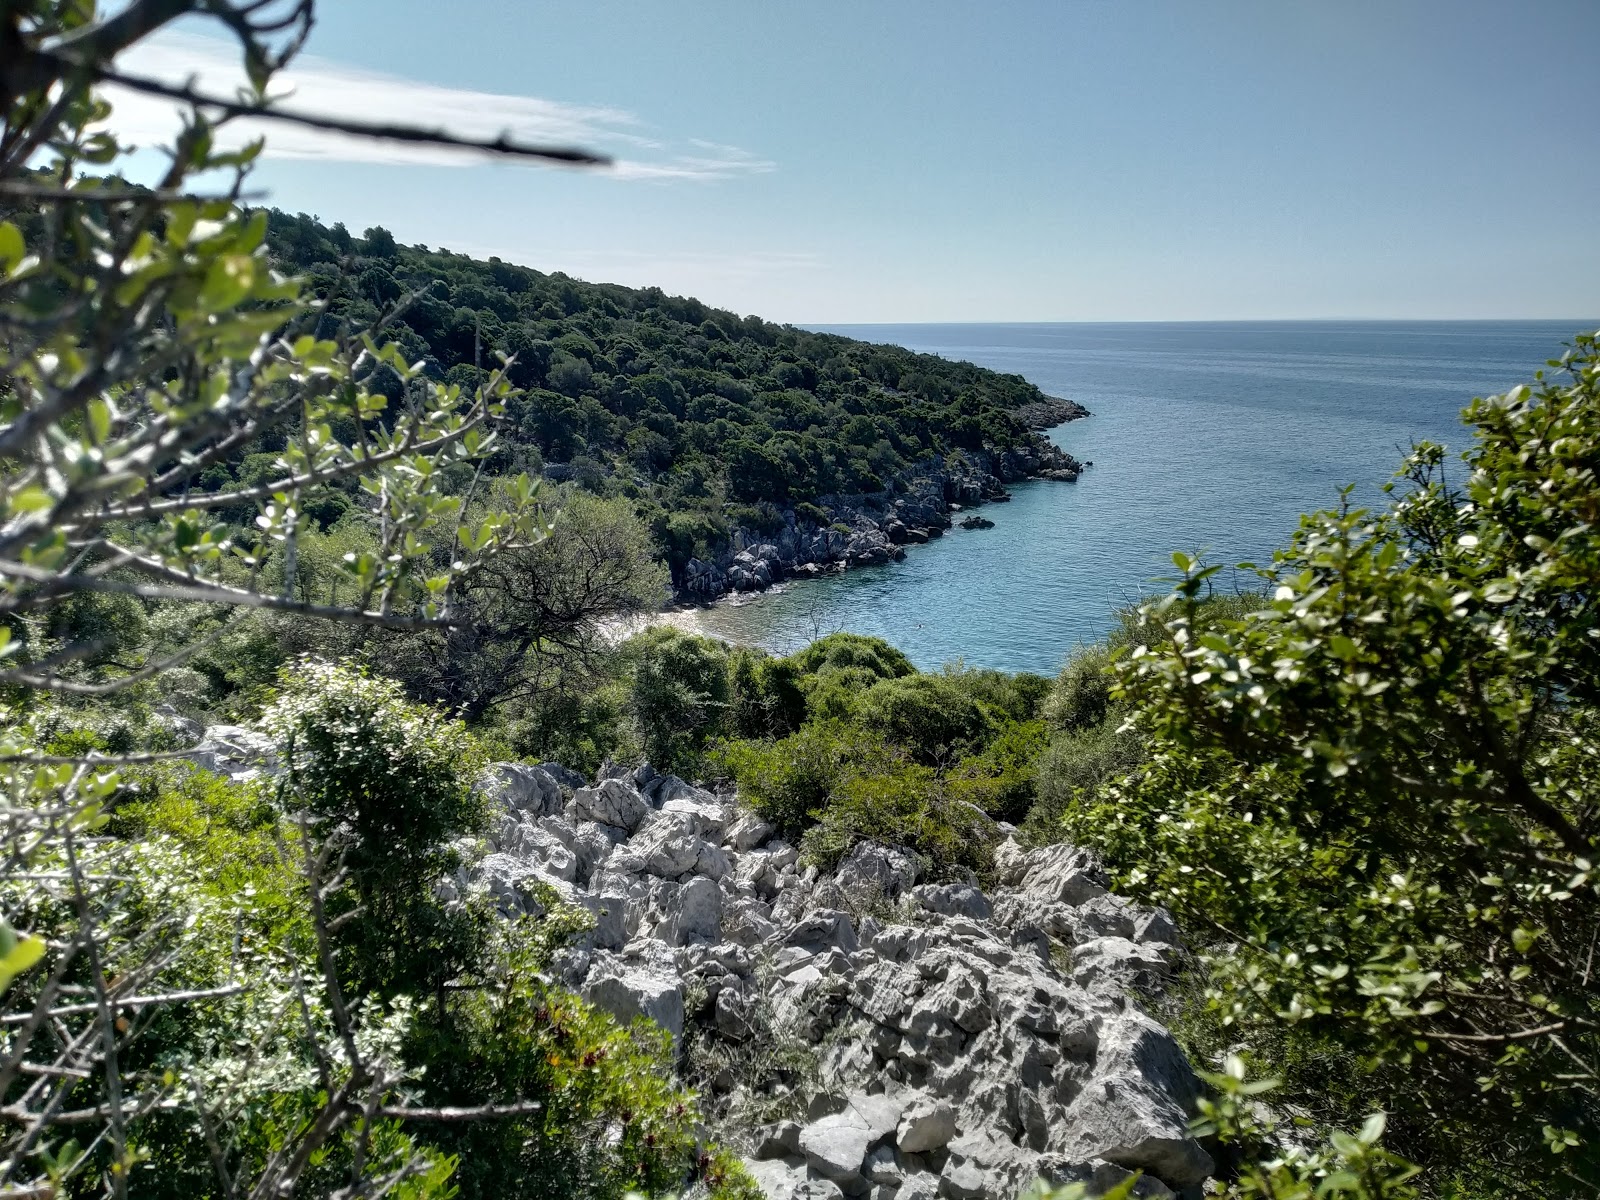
[263,211,1085,588]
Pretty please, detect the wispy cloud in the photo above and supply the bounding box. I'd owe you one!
[107,31,774,182]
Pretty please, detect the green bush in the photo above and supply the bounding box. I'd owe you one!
[787,632,915,682]
[1061,337,1600,1194]
[801,752,999,877]
[626,627,731,771]
[262,658,491,999]
[716,720,870,836]
[854,673,995,764]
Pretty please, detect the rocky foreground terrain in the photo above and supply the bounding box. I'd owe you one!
[187,728,1211,1200]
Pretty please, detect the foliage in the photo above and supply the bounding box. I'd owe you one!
[1191,1057,1423,1199]
[381,488,670,722]
[261,213,1078,583]
[625,628,731,772]
[414,925,721,1200]
[853,672,996,764]
[1060,338,1600,1194]
[262,659,492,999]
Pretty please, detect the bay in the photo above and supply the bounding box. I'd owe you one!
[685,320,1594,676]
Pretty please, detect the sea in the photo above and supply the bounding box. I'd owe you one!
[682,320,1595,677]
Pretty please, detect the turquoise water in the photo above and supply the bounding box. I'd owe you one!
[689,321,1595,676]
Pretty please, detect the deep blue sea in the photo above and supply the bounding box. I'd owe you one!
[687,321,1595,676]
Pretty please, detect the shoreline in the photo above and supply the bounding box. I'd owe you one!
[671,414,1091,605]
[612,415,1093,647]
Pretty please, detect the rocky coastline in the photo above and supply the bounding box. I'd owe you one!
[678,424,1089,603]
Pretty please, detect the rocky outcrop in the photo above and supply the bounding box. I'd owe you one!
[1011,396,1091,431]
[460,761,1212,1199]
[678,442,1089,601]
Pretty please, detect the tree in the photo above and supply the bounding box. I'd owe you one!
[1064,337,1600,1194]
[384,489,670,722]
[0,2,605,1194]
[626,628,730,771]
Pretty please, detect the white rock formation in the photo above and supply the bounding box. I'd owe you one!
[462,761,1208,1199]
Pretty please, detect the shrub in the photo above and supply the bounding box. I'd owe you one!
[716,720,870,836]
[262,658,491,999]
[786,632,915,682]
[626,628,731,771]
[854,673,995,764]
[1063,338,1600,1193]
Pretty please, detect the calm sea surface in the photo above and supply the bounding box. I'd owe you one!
[687,321,1595,676]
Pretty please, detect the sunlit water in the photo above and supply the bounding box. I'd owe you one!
[684,321,1594,675]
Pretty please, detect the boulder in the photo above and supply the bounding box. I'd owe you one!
[940,1158,988,1200]
[835,841,919,903]
[743,1155,810,1200]
[571,778,651,833]
[755,1121,804,1160]
[611,812,730,881]
[581,949,685,1044]
[1061,1009,1213,1188]
[785,909,859,955]
[894,1174,940,1200]
[913,883,993,921]
[726,810,777,851]
[187,725,279,782]
[476,762,562,817]
[896,1096,958,1153]
[657,875,723,946]
[863,1143,901,1186]
[846,1091,904,1143]
[1071,937,1174,996]
[799,1111,873,1184]
[538,761,586,789]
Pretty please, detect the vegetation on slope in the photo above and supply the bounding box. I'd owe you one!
[262,208,1083,583]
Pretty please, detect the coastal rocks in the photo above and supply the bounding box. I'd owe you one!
[447,761,1211,1197]
[672,441,1086,602]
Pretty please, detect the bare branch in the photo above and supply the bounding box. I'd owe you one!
[96,66,612,167]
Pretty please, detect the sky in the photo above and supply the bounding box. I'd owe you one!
[109,0,1600,324]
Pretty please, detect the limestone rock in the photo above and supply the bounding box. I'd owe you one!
[476,762,563,817]
[571,778,651,833]
[799,1110,873,1183]
[894,1173,940,1200]
[754,1121,804,1160]
[187,725,279,782]
[913,882,993,921]
[846,1090,904,1143]
[743,1155,809,1200]
[896,1096,958,1153]
[726,810,777,850]
[581,947,684,1043]
[1061,1008,1213,1188]
[835,841,919,903]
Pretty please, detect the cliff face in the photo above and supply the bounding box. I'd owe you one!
[679,438,1087,602]
[466,761,1212,1200]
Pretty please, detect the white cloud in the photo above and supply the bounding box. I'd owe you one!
[105,30,773,181]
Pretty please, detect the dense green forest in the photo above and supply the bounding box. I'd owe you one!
[261,209,1082,584]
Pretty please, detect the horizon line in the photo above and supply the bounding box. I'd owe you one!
[800,316,1600,327]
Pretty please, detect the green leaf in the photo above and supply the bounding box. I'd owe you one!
[1357,1111,1387,1145]
[0,221,22,269]
[0,930,46,995]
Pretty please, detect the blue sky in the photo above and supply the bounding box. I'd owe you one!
[117,1,1598,323]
